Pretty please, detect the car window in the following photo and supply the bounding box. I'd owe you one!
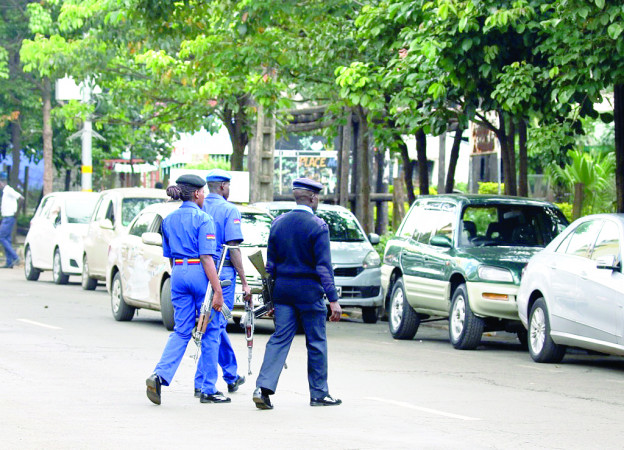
[93,197,111,221]
[397,203,421,239]
[316,210,366,242]
[562,220,603,258]
[240,213,272,247]
[129,212,156,237]
[121,198,164,227]
[415,205,456,245]
[460,204,567,248]
[590,220,620,262]
[65,198,98,224]
[38,196,55,219]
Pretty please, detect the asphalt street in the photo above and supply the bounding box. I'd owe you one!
[2,267,624,449]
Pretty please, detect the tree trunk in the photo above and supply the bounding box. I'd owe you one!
[222,95,249,172]
[10,120,21,187]
[445,125,465,193]
[42,77,53,195]
[517,119,528,197]
[615,83,624,213]
[338,112,352,207]
[354,106,371,234]
[416,128,429,195]
[505,117,517,196]
[398,139,416,205]
[374,147,388,235]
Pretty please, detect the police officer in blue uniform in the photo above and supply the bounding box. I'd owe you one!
[193,168,251,397]
[146,174,230,405]
[253,177,342,410]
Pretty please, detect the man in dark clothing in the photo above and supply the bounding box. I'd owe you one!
[253,177,342,410]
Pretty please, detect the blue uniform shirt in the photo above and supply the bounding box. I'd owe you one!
[162,201,217,258]
[266,207,339,303]
[202,193,244,263]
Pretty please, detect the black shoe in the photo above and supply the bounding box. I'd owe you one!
[1,263,13,269]
[194,388,201,398]
[253,387,273,410]
[310,395,342,406]
[146,374,162,405]
[227,375,246,393]
[200,391,231,403]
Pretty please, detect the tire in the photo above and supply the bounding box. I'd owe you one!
[111,272,135,322]
[362,306,378,324]
[388,278,420,339]
[81,255,97,290]
[24,246,40,281]
[449,283,484,350]
[160,278,175,331]
[52,249,69,285]
[528,298,566,363]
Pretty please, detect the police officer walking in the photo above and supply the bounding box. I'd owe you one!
[194,168,251,397]
[253,177,342,410]
[146,174,230,405]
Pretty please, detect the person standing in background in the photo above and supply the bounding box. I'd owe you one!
[253,177,342,410]
[196,168,252,398]
[0,174,24,269]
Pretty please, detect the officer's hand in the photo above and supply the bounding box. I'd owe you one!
[242,284,252,302]
[212,291,224,312]
[329,301,342,322]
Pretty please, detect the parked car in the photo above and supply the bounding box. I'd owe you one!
[106,202,272,330]
[252,201,383,323]
[381,194,568,349]
[517,214,624,363]
[82,188,168,290]
[24,192,100,284]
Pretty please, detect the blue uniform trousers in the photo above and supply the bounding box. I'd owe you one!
[0,216,18,265]
[154,263,221,394]
[194,266,239,390]
[256,303,329,398]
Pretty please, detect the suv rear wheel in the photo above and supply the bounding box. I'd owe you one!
[24,246,40,281]
[52,249,69,285]
[388,278,420,339]
[449,283,483,350]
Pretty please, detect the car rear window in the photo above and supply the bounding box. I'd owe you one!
[460,204,568,248]
[121,198,165,227]
[65,198,98,224]
[269,208,366,242]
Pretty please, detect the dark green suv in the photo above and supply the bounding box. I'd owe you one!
[381,195,568,349]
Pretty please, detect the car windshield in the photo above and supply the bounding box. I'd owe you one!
[121,198,164,227]
[269,207,366,242]
[65,198,98,224]
[240,213,272,247]
[459,204,568,248]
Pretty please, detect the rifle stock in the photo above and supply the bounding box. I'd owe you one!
[248,251,274,319]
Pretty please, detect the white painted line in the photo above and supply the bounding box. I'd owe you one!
[365,396,481,421]
[18,319,62,330]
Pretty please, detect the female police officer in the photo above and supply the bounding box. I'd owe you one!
[146,174,230,405]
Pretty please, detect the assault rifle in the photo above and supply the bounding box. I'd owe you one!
[192,246,233,362]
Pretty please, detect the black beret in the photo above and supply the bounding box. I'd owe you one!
[292,177,323,193]
[176,174,206,189]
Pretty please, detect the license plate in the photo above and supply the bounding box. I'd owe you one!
[336,286,342,297]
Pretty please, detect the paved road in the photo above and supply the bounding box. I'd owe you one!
[2,268,624,449]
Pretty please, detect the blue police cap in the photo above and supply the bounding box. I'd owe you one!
[292,177,323,193]
[205,169,231,183]
[175,174,206,188]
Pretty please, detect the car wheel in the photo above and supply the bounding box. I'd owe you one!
[81,255,97,290]
[449,283,484,350]
[24,246,41,281]
[160,278,175,331]
[517,329,528,349]
[528,298,566,363]
[388,278,420,340]
[52,249,69,285]
[361,306,378,324]
[111,272,135,322]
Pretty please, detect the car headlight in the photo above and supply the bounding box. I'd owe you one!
[478,265,513,282]
[363,250,381,269]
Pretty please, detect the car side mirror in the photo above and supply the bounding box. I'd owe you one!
[53,213,61,227]
[430,235,452,248]
[596,255,621,271]
[99,219,114,230]
[142,232,163,247]
[368,233,381,245]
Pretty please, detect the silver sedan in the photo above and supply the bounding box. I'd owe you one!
[517,213,624,363]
